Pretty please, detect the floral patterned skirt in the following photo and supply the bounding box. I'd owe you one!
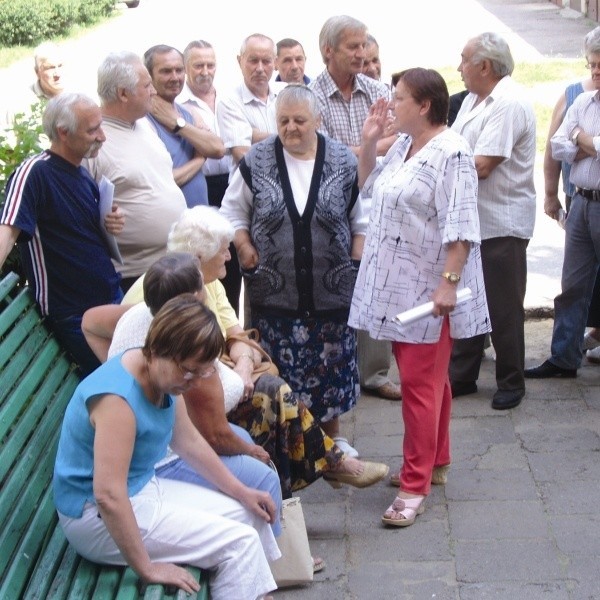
[227,373,343,498]
[251,313,360,424]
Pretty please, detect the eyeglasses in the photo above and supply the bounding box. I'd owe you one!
[177,362,217,381]
[586,61,600,70]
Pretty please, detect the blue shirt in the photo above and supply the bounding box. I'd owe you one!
[1,151,121,318]
[53,353,175,518]
[147,104,209,208]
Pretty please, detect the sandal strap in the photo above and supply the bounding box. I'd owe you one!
[385,495,424,520]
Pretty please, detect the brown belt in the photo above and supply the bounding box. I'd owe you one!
[576,187,600,201]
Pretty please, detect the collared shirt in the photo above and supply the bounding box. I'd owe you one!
[309,70,391,146]
[551,90,600,189]
[177,82,232,176]
[217,82,286,151]
[349,130,490,343]
[275,74,311,84]
[451,76,536,240]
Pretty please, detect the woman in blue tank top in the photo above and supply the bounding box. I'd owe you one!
[53,294,280,600]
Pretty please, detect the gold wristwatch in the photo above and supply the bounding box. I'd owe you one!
[442,272,461,284]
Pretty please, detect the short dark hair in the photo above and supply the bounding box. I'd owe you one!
[276,38,305,56]
[396,68,449,126]
[143,253,203,315]
[143,44,182,75]
[143,294,223,364]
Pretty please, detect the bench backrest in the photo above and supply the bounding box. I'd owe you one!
[0,273,210,599]
[0,272,81,597]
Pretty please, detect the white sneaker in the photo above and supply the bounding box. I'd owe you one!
[333,437,359,458]
[583,332,600,351]
[587,345,600,364]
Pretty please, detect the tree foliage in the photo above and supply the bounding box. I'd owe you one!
[0,101,45,279]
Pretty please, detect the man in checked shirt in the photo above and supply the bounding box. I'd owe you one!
[310,15,401,415]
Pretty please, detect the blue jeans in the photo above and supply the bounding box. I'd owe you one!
[156,424,282,536]
[550,193,600,369]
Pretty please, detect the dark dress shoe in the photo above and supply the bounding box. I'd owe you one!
[492,389,524,410]
[451,381,477,398]
[524,360,577,379]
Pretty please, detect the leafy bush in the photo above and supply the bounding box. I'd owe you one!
[0,101,45,280]
[0,0,115,47]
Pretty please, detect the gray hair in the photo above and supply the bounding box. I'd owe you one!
[469,32,514,78]
[168,206,234,262]
[239,33,275,56]
[34,41,62,71]
[318,15,366,63]
[144,44,182,75]
[183,40,213,65]
[276,84,320,119]
[584,26,600,56]
[42,92,98,141]
[97,51,142,104]
[366,33,378,47]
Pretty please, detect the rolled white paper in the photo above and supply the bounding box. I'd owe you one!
[393,287,472,326]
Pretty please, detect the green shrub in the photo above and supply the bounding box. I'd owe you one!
[46,0,79,37]
[0,0,115,47]
[0,0,54,46]
[0,101,46,280]
[77,0,115,24]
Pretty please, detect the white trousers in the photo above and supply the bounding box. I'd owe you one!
[58,476,279,600]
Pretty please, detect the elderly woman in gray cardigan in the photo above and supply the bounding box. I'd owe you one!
[221,84,368,458]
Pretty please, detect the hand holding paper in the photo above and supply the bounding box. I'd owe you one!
[394,287,472,326]
[98,176,124,265]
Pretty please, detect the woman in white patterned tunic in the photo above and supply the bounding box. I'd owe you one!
[349,68,490,527]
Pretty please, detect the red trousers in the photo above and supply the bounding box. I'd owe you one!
[392,317,453,496]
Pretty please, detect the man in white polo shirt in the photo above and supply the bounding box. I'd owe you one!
[449,32,536,411]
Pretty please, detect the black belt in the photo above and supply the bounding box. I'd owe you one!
[576,187,600,201]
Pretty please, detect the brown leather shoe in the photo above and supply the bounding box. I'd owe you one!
[365,381,402,400]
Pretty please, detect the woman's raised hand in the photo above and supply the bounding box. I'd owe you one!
[362,98,390,144]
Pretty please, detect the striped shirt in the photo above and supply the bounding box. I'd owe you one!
[551,90,600,189]
[1,151,120,317]
[310,70,391,146]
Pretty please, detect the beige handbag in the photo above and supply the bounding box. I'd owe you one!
[269,496,314,587]
[220,328,279,382]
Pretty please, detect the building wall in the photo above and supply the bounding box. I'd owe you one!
[550,0,597,22]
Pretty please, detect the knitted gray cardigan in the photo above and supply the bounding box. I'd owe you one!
[239,133,359,319]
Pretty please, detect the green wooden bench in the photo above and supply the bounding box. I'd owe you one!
[0,272,210,599]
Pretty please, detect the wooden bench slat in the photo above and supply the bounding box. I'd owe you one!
[0,483,58,597]
[20,524,70,600]
[0,271,20,305]
[0,302,44,373]
[65,559,100,599]
[0,361,75,486]
[0,426,60,555]
[44,544,82,600]
[0,340,71,442]
[89,566,124,599]
[0,273,211,599]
